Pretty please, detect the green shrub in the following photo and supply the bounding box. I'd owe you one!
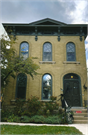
[50,96,57,101]
[30,115,61,124]
[20,116,31,123]
[30,115,45,123]
[44,115,60,124]
[1,108,14,122]
[14,98,25,116]
[21,110,30,116]
[13,116,20,122]
[27,96,42,116]
[7,114,20,122]
[42,101,59,116]
[59,113,68,124]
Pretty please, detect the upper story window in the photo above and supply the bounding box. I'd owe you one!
[43,42,52,61]
[20,42,29,60]
[66,42,76,61]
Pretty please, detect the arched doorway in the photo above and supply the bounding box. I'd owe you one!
[63,73,81,107]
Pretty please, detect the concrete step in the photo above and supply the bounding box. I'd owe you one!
[71,107,85,109]
[71,108,87,113]
[71,107,88,123]
[59,107,88,124]
[74,116,88,120]
[73,120,88,124]
[73,113,88,116]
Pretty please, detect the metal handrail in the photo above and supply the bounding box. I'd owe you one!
[57,93,74,124]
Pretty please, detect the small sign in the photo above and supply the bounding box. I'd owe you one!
[76,111,82,113]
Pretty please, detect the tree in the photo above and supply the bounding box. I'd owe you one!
[1,33,40,89]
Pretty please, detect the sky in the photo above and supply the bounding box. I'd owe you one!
[0,0,88,68]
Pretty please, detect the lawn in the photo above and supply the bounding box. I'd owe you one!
[1,125,83,134]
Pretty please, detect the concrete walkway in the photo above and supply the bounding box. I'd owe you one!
[0,122,88,135]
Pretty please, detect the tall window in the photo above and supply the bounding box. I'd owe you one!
[66,42,76,61]
[42,74,52,100]
[20,42,29,60]
[43,42,52,61]
[16,73,27,99]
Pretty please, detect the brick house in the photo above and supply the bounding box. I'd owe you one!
[2,18,87,107]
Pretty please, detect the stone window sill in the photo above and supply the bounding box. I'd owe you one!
[10,99,16,105]
[63,61,80,64]
[39,100,52,102]
[10,99,27,104]
[39,61,56,64]
[39,100,56,102]
[10,99,56,104]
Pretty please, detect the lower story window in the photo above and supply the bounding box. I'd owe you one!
[16,73,27,99]
[42,74,52,100]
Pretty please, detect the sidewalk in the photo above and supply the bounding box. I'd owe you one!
[0,122,88,135]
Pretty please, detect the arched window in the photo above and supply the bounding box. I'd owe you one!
[20,42,29,60]
[43,42,52,61]
[42,74,52,100]
[66,42,76,61]
[16,73,27,99]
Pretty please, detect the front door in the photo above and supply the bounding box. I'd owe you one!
[63,73,81,107]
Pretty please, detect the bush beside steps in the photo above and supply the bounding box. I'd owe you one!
[6,115,65,124]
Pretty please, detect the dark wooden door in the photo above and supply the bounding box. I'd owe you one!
[64,80,81,106]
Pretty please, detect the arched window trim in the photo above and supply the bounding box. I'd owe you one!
[64,73,79,80]
[66,42,76,61]
[15,73,27,99]
[43,42,52,61]
[63,73,82,106]
[42,73,52,100]
[20,41,29,60]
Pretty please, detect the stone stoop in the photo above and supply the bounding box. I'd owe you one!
[71,107,88,124]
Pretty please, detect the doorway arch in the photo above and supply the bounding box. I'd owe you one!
[63,73,82,107]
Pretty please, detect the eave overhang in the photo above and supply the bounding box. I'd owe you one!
[2,18,87,40]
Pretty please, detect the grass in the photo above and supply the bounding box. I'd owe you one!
[1,125,83,135]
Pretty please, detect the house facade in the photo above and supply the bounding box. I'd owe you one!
[3,18,87,107]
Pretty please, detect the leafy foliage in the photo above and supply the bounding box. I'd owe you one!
[30,115,61,124]
[30,115,45,123]
[44,115,61,124]
[1,95,73,124]
[50,96,57,101]
[26,96,43,116]
[7,114,20,122]
[13,98,25,116]
[1,108,14,122]
[42,96,59,116]
[20,116,31,123]
[1,33,40,88]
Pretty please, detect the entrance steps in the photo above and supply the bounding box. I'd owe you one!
[71,107,88,124]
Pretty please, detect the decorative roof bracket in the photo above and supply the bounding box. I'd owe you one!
[13,26,16,40]
[79,27,83,41]
[58,27,60,41]
[35,27,38,41]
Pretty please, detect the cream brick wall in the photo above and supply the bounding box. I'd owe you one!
[4,35,87,106]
